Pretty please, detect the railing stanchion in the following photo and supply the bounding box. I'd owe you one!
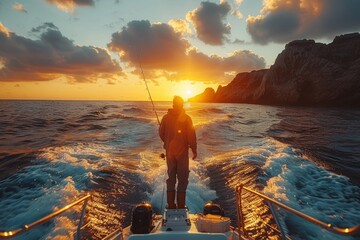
[236,184,247,237]
[76,195,91,240]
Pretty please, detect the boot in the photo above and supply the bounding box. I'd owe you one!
[166,191,176,209]
[177,191,186,209]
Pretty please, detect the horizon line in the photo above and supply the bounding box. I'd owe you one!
[0,98,188,102]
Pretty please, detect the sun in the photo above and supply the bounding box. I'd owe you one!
[185,89,192,97]
[167,80,211,101]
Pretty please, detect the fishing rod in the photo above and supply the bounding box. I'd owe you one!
[136,49,166,212]
[137,54,160,126]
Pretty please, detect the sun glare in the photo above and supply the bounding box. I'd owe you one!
[185,89,192,96]
[161,80,218,101]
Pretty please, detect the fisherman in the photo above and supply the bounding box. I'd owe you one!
[159,96,197,209]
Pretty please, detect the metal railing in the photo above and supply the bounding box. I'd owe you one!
[236,184,360,239]
[0,194,91,239]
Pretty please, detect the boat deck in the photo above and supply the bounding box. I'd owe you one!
[122,208,239,240]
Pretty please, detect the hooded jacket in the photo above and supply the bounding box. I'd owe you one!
[159,108,197,157]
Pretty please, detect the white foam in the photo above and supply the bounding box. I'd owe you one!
[137,150,217,213]
[261,139,360,240]
[0,143,120,239]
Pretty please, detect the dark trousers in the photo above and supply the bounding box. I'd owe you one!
[166,150,189,192]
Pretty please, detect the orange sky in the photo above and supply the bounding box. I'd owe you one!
[1,0,359,101]
[0,78,217,101]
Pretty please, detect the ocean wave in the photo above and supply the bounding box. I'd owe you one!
[0,158,84,239]
[87,124,108,131]
[77,111,107,123]
[6,143,145,238]
[0,152,36,181]
[262,139,360,240]
[195,107,225,114]
[122,107,146,114]
[103,104,120,110]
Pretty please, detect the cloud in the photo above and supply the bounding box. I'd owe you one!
[0,22,122,83]
[186,1,231,45]
[108,20,265,83]
[232,9,243,19]
[168,19,192,36]
[0,22,10,38]
[168,49,266,83]
[31,22,59,32]
[232,38,245,44]
[232,0,244,19]
[247,0,360,44]
[45,0,94,12]
[13,3,27,13]
[108,20,190,70]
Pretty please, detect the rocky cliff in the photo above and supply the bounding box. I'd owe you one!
[189,33,360,107]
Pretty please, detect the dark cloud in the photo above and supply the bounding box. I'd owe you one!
[248,8,300,44]
[247,0,360,45]
[108,20,265,83]
[312,0,360,35]
[75,0,94,5]
[31,22,58,33]
[46,0,94,12]
[232,38,246,45]
[187,1,231,45]
[0,22,122,82]
[108,20,189,70]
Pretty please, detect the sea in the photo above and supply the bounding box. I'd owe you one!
[0,100,359,240]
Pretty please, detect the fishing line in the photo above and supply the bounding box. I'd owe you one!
[136,48,167,212]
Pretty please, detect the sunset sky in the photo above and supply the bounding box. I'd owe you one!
[1,0,359,101]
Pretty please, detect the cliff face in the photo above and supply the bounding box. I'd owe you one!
[189,33,360,107]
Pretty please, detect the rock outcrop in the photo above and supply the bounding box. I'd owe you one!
[189,33,360,107]
[189,87,216,102]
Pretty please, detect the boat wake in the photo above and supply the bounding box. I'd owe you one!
[0,101,359,240]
